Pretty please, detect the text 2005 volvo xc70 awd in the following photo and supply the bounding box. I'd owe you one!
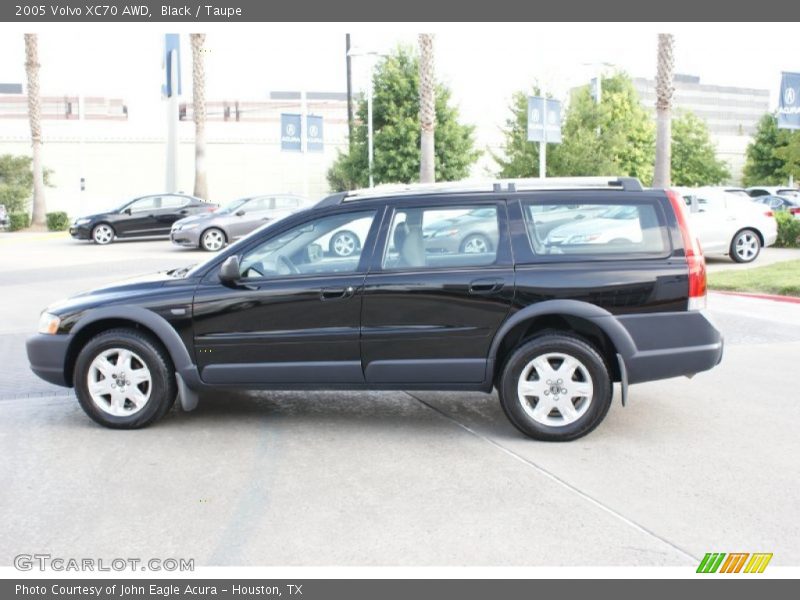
[27,178,723,441]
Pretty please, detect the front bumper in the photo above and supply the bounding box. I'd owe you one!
[69,225,92,240]
[26,333,73,387]
[170,229,201,248]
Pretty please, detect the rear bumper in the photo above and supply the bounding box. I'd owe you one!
[26,333,73,387]
[594,310,723,385]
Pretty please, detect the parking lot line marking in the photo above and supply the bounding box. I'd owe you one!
[404,391,699,564]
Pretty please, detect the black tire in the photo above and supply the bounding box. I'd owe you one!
[91,223,115,245]
[200,227,227,252]
[73,328,177,429]
[459,233,493,254]
[498,333,612,442]
[329,230,360,257]
[730,229,761,263]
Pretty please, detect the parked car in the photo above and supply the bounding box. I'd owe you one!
[27,177,724,441]
[674,187,778,263]
[0,204,7,229]
[746,186,800,200]
[171,194,308,252]
[546,205,642,247]
[70,194,217,244]
[752,194,800,219]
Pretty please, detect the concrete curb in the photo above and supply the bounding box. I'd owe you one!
[712,290,800,305]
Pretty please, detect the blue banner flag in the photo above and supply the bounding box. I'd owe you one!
[281,113,302,151]
[778,72,800,130]
[307,115,324,152]
[527,96,562,143]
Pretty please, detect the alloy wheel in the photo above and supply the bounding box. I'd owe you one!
[735,232,759,261]
[92,224,114,245]
[202,228,226,252]
[516,352,594,427]
[86,348,152,417]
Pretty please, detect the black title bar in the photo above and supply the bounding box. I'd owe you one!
[1,0,798,22]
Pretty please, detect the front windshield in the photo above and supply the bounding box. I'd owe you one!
[216,197,252,215]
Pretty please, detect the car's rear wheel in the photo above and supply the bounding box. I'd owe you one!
[730,229,760,263]
[498,333,612,441]
[460,234,492,254]
[200,227,227,252]
[73,328,177,429]
[92,223,114,245]
[329,230,360,257]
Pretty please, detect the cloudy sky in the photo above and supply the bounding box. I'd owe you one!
[1,22,798,151]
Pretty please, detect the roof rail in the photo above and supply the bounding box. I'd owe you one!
[341,176,643,201]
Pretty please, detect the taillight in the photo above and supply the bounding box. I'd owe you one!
[765,210,774,217]
[666,189,707,310]
[790,207,800,215]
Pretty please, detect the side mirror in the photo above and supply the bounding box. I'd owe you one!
[235,209,245,217]
[123,207,132,215]
[218,255,241,284]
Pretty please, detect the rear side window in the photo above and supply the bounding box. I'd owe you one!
[522,201,669,257]
[383,205,499,270]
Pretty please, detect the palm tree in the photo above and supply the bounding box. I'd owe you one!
[653,33,675,188]
[418,33,436,183]
[24,33,47,228]
[190,33,208,200]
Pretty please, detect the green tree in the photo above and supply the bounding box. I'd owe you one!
[327,47,480,192]
[670,112,730,186]
[494,74,655,184]
[742,114,800,185]
[0,154,36,214]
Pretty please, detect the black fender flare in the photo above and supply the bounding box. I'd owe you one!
[70,305,195,375]
[487,299,638,365]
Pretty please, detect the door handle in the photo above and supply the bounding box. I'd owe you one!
[469,278,504,295]
[320,286,355,301]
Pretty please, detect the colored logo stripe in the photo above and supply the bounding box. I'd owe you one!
[744,553,773,573]
[697,552,773,573]
[697,553,726,573]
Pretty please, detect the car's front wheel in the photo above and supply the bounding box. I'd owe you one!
[498,333,612,441]
[200,227,227,252]
[730,229,760,263]
[92,223,115,245]
[73,328,177,429]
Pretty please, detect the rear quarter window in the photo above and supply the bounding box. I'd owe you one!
[521,200,670,259]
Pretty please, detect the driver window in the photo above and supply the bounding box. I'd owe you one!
[129,197,160,212]
[238,210,376,279]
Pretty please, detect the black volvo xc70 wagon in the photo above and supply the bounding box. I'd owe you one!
[27,177,723,441]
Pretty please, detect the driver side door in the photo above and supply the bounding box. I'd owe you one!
[191,208,381,385]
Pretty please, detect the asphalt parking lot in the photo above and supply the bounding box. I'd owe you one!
[1,234,799,566]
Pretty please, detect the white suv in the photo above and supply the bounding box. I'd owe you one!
[676,187,778,263]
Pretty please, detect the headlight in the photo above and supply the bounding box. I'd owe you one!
[74,218,91,226]
[568,234,601,243]
[37,312,61,335]
[175,223,198,231]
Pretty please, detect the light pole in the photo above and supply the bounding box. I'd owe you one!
[347,47,384,188]
[581,61,615,105]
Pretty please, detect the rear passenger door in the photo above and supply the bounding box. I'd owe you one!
[360,199,514,385]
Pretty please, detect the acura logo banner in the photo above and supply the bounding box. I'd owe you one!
[777,71,800,129]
